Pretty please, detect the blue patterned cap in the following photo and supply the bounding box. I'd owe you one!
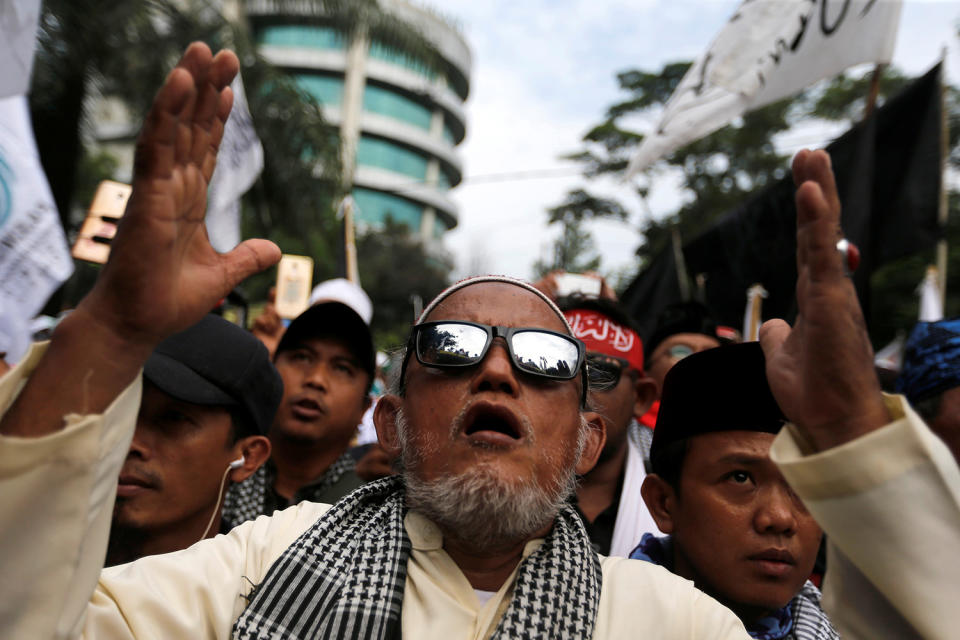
[896,318,960,403]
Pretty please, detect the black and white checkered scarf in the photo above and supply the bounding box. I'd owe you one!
[788,581,839,640]
[222,451,357,529]
[233,476,601,639]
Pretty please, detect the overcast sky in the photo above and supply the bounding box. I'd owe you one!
[435,0,960,284]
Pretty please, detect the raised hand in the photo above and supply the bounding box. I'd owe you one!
[759,149,889,451]
[1,43,280,438]
[78,42,280,348]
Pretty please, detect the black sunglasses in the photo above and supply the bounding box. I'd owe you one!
[586,354,635,391]
[400,321,587,404]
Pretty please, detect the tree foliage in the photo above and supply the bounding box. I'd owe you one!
[356,218,451,349]
[550,60,960,347]
[31,0,449,324]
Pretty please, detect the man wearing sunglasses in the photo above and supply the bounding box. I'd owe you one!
[2,44,959,640]
[559,297,659,556]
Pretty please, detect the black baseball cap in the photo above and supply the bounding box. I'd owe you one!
[275,302,376,380]
[143,314,283,435]
[651,342,785,462]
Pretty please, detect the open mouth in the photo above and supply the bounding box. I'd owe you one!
[291,397,324,419]
[462,404,523,441]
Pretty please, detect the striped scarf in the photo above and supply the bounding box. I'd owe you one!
[233,476,601,639]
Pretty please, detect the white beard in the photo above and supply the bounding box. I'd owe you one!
[396,407,588,552]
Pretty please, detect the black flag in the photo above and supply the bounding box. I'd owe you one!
[623,63,943,335]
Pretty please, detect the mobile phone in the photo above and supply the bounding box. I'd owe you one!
[71,180,132,264]
[554,273,602,298]
[275,254,314,319]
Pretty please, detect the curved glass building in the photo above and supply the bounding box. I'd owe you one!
[246,0,471,247]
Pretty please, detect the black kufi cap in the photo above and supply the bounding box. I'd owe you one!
[650,342,785,461]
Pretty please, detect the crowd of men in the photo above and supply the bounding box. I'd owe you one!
[1,42,959,640]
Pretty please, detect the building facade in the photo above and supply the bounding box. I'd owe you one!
[246,0,471,248]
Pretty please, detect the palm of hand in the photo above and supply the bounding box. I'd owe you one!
[79,44,279,347]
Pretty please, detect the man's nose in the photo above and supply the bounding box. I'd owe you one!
[303,363,328,391]
[754,484,800,535]
[128,423,153,460]
[470,339,520,397]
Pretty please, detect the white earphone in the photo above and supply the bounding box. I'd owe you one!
[200,455,247,542]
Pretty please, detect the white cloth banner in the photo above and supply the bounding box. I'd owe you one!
[206,73,263,253]
[608,424,661,557]
[0,0,41,99]
[626,0,903,178]
[0,96,73,362]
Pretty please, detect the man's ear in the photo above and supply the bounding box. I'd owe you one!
[574,411,607,475]
[229,435,271,482]
[374,394,403,459]
[633,375,659,419]
[641,474,677,534]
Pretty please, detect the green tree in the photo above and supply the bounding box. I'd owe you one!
[532,190,624,277]
[356,218,451,349]
[547,60,798,275]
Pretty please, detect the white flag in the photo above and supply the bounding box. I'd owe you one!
[206,73,263,252]
[918,265,943,323]
[0,0,42,99]
[0,96,74,362]
[626,0,903,178]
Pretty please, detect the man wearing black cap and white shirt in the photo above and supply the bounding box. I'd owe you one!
[106,314,281,565]
[221,283,375,529]
[634,342,837,639]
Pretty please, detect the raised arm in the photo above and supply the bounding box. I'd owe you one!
[0,42,280,438]
[758,149,889,450]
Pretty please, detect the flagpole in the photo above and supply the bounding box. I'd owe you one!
[671,226,690,300]
[937,47,949,304]
[344,196,361,285]
[864,63,886,118]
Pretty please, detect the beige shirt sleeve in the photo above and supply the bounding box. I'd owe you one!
[771,395,960,640]
[89,501,328,639]
[0,342,142,640]
[0,343,331,640]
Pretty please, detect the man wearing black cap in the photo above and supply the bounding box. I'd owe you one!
[106,314,281,565]
[221,298,374,529]
[634,343,837,639]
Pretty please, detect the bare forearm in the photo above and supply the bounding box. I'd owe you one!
[0,307,154,437]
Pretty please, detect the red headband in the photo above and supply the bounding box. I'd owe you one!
[564,309,644,374]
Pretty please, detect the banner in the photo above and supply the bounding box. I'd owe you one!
[626,0,902,178]
[0,0,41,99]
[0,96,74,361]
[622,64,942,337]
[206,73,263,252]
